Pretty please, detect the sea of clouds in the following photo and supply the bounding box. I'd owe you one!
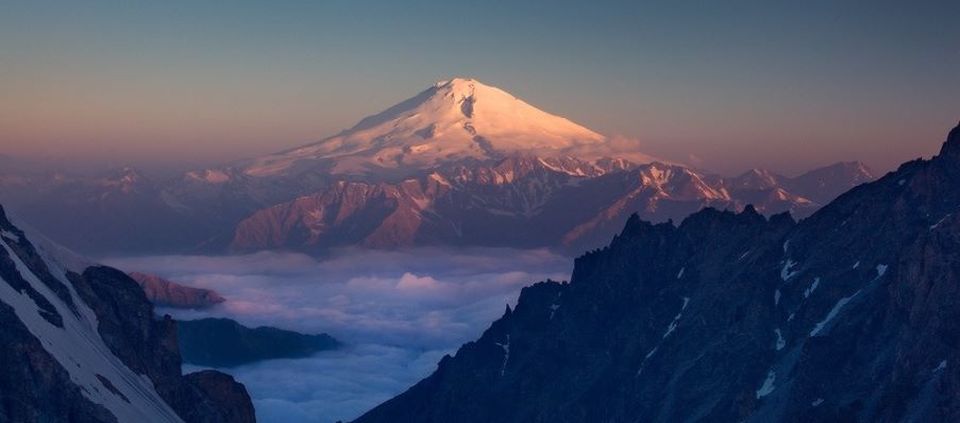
[105,247,571,422]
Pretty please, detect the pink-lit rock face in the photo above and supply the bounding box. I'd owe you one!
[128,271,225,309]
[229,159,873,253]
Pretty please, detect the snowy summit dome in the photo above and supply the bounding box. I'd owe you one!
[243,77,656,177]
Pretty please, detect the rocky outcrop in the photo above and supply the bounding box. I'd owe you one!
[0,205,256,422]
[128,272,225,309]
[177,318,340,367]
[354,124,960,422]
[182,371,256,423]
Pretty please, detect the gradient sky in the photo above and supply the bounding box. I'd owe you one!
[1,0,958,174]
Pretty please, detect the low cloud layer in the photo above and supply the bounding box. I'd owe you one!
[106,247,570,422]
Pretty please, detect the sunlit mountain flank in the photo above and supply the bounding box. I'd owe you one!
[1,2,958,422]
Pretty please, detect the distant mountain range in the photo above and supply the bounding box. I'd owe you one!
[230,159,872,252]
[353,123,960,423]
[0,79,874,254]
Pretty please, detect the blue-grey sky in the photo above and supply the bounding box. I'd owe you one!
[1,0,958,174]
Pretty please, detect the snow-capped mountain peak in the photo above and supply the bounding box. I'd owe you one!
[242,78,651,178]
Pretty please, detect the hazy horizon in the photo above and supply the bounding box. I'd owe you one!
[1,3,959,422]
[2,1,959,175]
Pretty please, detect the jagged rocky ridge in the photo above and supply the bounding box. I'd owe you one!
[354,124,960,422]
[230,159,872,252]
[0,206,255,422]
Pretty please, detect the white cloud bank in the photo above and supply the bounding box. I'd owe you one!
[106,247,570,422]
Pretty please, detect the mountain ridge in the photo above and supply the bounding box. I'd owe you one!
[352,123,960,423]
[230,159,873,252]
[0,79,892,255]
[0,204,255,422]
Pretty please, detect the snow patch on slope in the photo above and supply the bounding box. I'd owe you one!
[774,329,786,351]
[662,297,690,339]
[810,290,861,337]
[637,296,690,376]
[781,259,799,281]
[0,238,182,422]
[495,335,511,377]
[803,278,820,299]
[756,370,777,399]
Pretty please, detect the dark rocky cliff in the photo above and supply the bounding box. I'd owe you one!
[177,317,339,367]
[0,205,255,422]
[354,124,960,422]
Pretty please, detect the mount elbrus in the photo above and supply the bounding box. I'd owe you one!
[1,78,872,254]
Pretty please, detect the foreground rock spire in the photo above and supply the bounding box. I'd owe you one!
[937,120,960,160]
